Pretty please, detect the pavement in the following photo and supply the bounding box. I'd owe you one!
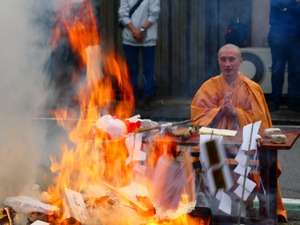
[136,96,300,126]
[136,96,193,122]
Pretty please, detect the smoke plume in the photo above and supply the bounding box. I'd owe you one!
[0,0,55,204]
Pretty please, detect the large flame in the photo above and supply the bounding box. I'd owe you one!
[46,1,202,225]
[48,0,133,216]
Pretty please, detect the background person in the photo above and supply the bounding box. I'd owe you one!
[191,44,287,222]
[118,0,160,110]
[268,0,300,112]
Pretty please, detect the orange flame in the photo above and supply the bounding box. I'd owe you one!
[50,0,101,68]
[48,0,133,216]
[46,1,203,224]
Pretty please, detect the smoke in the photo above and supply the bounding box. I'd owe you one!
[0,0,55,204]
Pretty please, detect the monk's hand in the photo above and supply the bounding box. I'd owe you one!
[227,103,237,117]
[222,92,237,117]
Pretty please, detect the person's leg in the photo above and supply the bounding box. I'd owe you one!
[287,37,300,111]
[141,46,156,110]
[123,44,140,100]
[268,32,288,111]
[141,46,156,106]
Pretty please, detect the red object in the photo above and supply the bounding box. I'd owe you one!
[125,120,142,133]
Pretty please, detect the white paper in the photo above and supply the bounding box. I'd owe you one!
[237,176,256,192]
[119,181,149,200]
[126,114,141,123]
[125,133,146,165]
[199,127,237,136]
[64,188,91,224]
[218,192,232,215]
[31,221,49,225]
[234,185,251,201]
[241,121,261,151]
[235,150,247,167]
[234,164,251,176]
[152,155,186,210]
[3,196,59,214]
[215,189,224,201]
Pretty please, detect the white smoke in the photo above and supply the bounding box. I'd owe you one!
[0,0,55,204]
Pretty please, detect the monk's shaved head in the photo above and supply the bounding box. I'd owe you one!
[217,43,243,83]
[218,44,241,58]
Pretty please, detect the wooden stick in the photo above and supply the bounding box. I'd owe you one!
[134,118,193,133]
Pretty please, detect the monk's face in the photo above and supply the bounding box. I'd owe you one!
[218,47,242,81]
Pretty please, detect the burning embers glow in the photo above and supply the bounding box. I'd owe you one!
[43,1,197,225]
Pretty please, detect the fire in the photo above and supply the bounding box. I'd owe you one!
[50,0,101,68]
[45,1,204,225]
[48,0,133,219]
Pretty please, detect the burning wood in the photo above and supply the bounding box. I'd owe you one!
[0,207,13,225]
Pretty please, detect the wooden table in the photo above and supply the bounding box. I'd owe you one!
[256,132,299,225]
[175,131,300,225]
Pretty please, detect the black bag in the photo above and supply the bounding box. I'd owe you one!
[225,20,249,47]
[119,0,144,29]
[119,21,125,29]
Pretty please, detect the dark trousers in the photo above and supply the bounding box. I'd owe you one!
[269,31,300,106]
[123,44,156,100]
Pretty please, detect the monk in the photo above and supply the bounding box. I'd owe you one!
[191,44,287,222]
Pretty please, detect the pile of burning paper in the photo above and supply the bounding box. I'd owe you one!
[2,114,199,225]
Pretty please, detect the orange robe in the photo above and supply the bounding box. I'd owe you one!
[191,73,272,131]
[191,72,287,221]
